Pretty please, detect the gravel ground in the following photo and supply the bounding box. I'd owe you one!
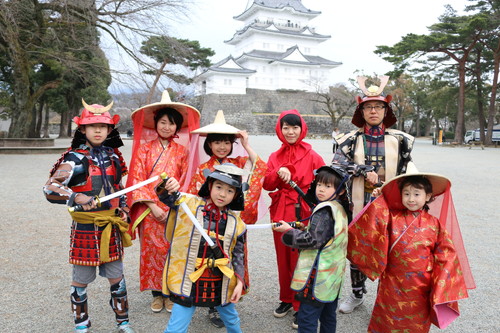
[0,136,498,332]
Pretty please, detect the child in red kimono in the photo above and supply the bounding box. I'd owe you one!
[126,91,200,314]
[187,110,267,327]
[348,165,475,333]
[263,109,325,329]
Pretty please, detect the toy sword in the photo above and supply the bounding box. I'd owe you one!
[68,174,161,213]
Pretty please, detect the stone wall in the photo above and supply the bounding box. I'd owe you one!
[193,88,353,136]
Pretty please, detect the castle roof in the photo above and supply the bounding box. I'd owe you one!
[234,0,320,20]
[225,22,330,44]
[198,56,256,77]
[238,46,341,67]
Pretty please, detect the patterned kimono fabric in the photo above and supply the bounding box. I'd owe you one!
[348,200,469,333]
[128,138,188,291]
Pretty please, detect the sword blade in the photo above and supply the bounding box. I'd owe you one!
[246,224,273,229]
[178,199,215,247]
[99,175,160,204]
[68,175,160,213]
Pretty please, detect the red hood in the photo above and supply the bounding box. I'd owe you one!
[275,109,308,146]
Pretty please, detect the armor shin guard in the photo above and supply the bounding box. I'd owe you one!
[71,286,91,328]
[350,264,367,298]
[110,278,129,325]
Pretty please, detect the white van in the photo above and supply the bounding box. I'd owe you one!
[464,128,500,143]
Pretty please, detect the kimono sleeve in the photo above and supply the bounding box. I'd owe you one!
[430,222,469,329]
[128,144,159,205]
[347,196,391,280]
[240,156,267,224]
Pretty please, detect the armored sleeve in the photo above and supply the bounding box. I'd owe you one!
[331,131,374,177]
[231,233,246,282]
[281,206,335,250]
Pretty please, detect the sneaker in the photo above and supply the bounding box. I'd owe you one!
[74,326,89,333]
[273,302,293,318]
[151,295,164,313]
[292,312,298,330]
[338,293,364,314]
[208,307,225,328]
[164,297,174,313]
[117,321,136,333]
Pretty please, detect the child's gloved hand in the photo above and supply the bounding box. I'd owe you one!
[273,220,293,233]
[163,177,180,194]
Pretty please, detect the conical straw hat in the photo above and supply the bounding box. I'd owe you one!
[191,110,241,135]
[380,162,451,210]
[131,90,200,129]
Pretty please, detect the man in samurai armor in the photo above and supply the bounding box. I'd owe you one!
[331,76,415,314]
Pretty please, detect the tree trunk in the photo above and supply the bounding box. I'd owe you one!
[42,103,50,138]
[35,100,44,138]
[28,104,38,138]
[454,59,467,144]
[8,57,34,138]
[474,48,486,143]
[59,108,70,138]
[486,41,500,145]
[146,60,168,104]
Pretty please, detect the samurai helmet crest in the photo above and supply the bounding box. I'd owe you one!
[357,75,390,97]
[73,99,119,126]
[351,75,397,128]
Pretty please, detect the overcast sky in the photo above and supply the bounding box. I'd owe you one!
[164,0,470,85]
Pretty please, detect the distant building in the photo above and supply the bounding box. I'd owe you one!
[195,0,341,95]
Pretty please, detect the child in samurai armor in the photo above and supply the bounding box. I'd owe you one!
[187,110,267,327]
[347,165,475,332]
[156,163,248,333]
[274,165,350,333]
[43,100,135,333]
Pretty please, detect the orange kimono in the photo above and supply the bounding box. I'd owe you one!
[348,197,469,333]
[128,138,188,291]
[186,155,267,225]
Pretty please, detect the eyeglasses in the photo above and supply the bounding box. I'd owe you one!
[362,105,386,111]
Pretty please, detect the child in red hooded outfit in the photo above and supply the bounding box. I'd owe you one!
[263,109,325,329]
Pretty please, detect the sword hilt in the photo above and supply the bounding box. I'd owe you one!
[289,180,315,208]
[156,172,182,203]
[272,221,303,229]
[68,196,100,213]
